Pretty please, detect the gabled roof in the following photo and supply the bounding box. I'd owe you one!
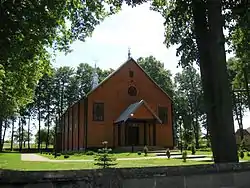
[114,100,162,124]
[235,128,250,136]
[86,58,172,101]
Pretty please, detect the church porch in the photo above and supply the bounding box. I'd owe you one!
[113,100,162,148]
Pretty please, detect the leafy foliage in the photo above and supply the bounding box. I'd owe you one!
[173,65,203,148]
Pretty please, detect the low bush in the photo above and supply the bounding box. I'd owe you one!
[166,148,171,159]
[247,152,250,157]
[66,151,74,155]
[137,151,141,155]
[64,155,70,159]
[191,145,196,155]
[74,152,83,156]
[239,151,245,159]
[182,151,187,162]
[196,148,211,152]
[143,145,148,156]
[85,151,95,155]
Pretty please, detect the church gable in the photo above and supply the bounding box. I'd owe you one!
[87,58,172,102]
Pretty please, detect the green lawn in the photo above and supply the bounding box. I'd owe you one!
[41,152,156,160]
[0,153,212,171]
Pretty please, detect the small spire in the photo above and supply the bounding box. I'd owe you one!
[128,47,131,59]
[92,60,99,90]
[94,61,97,69]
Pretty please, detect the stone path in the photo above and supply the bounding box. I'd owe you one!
[21,153,212,163]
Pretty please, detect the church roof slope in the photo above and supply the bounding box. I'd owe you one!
[85,58,173,101]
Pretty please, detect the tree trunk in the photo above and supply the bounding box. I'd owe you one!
[21,117,24,151]
[243,66,250,110]
[18,117,22,151]
[2,120,7,148]
[194,117,200,149]
[207,0,238,162]
[54,117,58,158]
[46,94,51,150]
[38,93,41,151]
[10,118,15,151]
[0,119,3,152]
[238,94,244,141]
[233,93,244,141]
[28,116,30,150]
[192,0,238,163]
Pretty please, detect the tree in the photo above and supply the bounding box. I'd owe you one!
[0,0,123,151]
[13,125,31,149]
[94,141,117,168]
[174,65,203,149]
[227,57,249,141]
[149,0,246,163]
[35,128,54,147]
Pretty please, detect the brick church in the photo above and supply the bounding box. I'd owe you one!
[57,56,174,151]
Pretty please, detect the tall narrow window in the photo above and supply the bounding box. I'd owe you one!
[93,102,104,121]
[158,106,168,124]
[129,70,134,78]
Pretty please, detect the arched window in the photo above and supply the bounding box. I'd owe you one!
[128,86,137,96]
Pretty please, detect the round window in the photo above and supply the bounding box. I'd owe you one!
[128,86,137,96]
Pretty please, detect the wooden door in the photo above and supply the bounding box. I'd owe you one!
[128,125,139,146]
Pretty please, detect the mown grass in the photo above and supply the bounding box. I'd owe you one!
[0,153,212,171]
[41,152,156,160]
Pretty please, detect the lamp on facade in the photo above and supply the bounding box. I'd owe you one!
[130,113,134,117]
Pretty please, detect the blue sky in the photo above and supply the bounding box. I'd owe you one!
[53,4,181,74]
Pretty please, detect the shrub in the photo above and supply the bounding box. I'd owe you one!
[182,151,187,162]
[85,151,95,155]
[137,151,141,155]
[56,153,61,157]
[143,145,148,156]
[191,145,196,155]
[197,148,211,152]
[239,151,245,159]
[247,152,250,157]
[94,141,117,169]
[66,151,74,155]
[166,148,171,159]
[64,155,70,159]
[74,152,82,156]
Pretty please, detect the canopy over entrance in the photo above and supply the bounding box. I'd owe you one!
[114,100,162,124]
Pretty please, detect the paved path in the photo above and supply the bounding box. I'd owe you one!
[21,154,51,162]
[21,153,212,163]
